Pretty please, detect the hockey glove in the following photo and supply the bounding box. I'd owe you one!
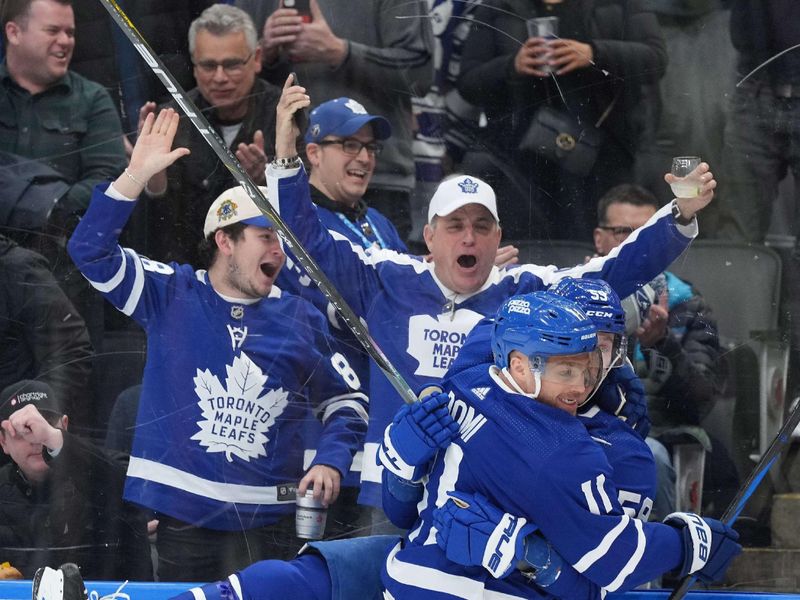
[378,391,459,481]
[433,490,536,579]
[663,512,741,583]
[594,362,650,439]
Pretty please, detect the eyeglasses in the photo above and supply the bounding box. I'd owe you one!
[193,52,253,75]
[317,138,384,157]
[597,225,634,240]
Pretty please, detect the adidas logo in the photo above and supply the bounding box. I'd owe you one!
[471,387,489,400]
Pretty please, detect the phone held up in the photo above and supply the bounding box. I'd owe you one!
[282,0,311,23]
[291,72,310,135]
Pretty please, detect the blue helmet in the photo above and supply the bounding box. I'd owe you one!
[551,278,625,335]
[491,291,598,370]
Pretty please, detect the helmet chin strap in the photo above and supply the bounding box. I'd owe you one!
[501,367,539,399]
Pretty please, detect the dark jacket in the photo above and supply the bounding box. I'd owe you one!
[0,431,152,580]
[69,0,217,115]
[458,0,667,158]
[0,236,92,417]
[142,79,285,265]
[637,272,722,428]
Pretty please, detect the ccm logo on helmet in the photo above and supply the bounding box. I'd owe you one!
[586,310,613,318]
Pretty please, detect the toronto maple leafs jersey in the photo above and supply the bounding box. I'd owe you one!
[276,192,408,488]
[381,364,685,599]
[67,183,368,530]
[268,164,697,507]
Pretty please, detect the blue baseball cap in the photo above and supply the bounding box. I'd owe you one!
[305,98,392,144]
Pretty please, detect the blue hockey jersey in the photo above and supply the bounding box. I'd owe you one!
[276,188,408,488]
[381,365,684,599]
[268,164,697,507]
[67,183,368,530]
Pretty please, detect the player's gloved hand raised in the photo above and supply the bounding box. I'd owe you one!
[378,390,459,480]
[594,362,650,439]
[433,490,536,579]
[663,512,742,583]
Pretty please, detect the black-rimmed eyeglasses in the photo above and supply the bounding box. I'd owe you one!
[317,139,384,157]
[597,225,635,240]
[193,52,254,75]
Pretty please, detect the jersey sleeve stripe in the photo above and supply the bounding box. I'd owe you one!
[189,587,205,600]
[319,398,369,424]
[604,518,646,592]
[573,514,631,573]
[228,574,243,600]
[121,248,145,316]
[84,246,127,292]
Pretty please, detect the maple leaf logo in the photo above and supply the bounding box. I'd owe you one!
[191,352,289,462]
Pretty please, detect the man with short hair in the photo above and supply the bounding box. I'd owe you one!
[68,109,368,581]
[0,0,127,345]
[0,379,151,580]
[140,3,290,266]
[0,0,126,217]
[267,81,718,522]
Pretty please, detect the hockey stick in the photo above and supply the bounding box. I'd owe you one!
[668,397,800,599]
[96,0,417,405]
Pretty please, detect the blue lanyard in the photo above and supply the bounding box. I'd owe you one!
[336,212,387,249]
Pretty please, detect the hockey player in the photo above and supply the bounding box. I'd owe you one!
[66,109,369,581]
[267,77,719,516]
[381,292,741,598]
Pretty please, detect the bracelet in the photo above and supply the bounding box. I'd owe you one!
[272,155,301,169]
[124,168,145,187]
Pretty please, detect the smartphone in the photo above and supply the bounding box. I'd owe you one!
[282,0,311,23]
[291,72,309,135]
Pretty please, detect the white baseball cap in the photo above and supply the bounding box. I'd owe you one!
[427,175,499,223]
[203,185,272,238]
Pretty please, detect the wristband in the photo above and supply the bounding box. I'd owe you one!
[272,155,302,169]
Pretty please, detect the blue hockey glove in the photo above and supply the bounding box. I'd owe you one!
[594,362,651,439]
[433,490,536,579]
[378,391,459,480]
[663,512,741,583]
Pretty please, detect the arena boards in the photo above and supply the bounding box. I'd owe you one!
[1,580,799,600]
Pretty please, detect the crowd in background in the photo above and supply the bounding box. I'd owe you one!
[0,0,798,588]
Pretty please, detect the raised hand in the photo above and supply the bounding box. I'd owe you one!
[378,390,459,481]
[666,162,717,220]
[261,6,303,65]
[285,0,348,67]
[275,75,311,159]
[117,109,190,198]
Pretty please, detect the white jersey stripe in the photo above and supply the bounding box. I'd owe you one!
[189,588,204,600]
[228,574,243,600]
[361,442,382,483]
[597,473,613,513]
[121,248,144,316]
[385,542,526,600]
[582,479,600,514]
[573,514,631,573]
[127,457,295,505]
[85,246,127,293]
[320,398,369,424]
[605,518,646,592]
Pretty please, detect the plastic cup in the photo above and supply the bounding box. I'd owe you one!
[526,17,559,73]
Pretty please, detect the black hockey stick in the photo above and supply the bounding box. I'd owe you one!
[669,397,800,599]
[96,0,417,405]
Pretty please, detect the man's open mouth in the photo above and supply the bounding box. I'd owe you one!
[260,263,278,278]
[457,255,477,268]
